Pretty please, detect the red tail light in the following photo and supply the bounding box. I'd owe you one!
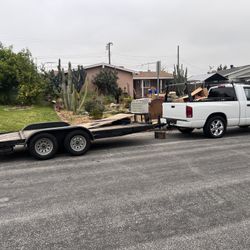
[186,106,193,118]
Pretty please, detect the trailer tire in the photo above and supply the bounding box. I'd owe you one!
[203,116,226,138]
[64,130,91,156]
[177,127,194,134]
[28,133,58,160]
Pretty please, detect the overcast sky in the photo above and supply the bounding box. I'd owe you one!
[1,0,250,75]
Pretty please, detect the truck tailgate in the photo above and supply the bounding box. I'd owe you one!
[162,103,187,119]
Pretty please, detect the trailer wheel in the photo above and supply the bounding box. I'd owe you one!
[177,127,194,134]
[203,116,226,138]
[28,133,58,160]
[64,130,91,156]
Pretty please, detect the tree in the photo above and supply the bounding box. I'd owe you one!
[93,69,122,103]
[40,62,62,102]
[217,64,227,71]
[0,44,19,103]
[0,43,45,105]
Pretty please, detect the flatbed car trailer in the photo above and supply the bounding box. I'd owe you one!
[0,120,154,160]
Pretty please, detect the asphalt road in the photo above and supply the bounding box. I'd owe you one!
[1,128,250,249]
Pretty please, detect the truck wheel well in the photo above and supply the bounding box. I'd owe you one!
[205,113,227,125]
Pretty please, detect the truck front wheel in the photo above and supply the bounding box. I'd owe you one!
[64,130,91,156]
[203,116,226,138]
[177,127,194,134]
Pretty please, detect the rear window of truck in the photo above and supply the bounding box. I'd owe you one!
[244,87,250,101]
[208,87,237,101]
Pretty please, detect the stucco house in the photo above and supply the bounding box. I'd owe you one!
[84,63,134,97]
[133,71,173,98]
[83,63,174,99]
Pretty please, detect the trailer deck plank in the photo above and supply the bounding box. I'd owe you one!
[83,114,134,129]
[90,123,154,139]
[0,132,25,147]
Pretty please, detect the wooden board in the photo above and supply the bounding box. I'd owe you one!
[82,113,134,129]
[191,87,203,96]
[0,132,25,147]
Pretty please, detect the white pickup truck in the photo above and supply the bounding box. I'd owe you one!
[162,83,250,138]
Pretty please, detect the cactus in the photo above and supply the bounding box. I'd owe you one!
[173,64,187,96]
[78,78,89,112]
[52,60,88,114]
[67,62,73,110]
[61,68,69,110]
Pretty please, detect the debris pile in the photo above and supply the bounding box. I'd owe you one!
[167,87,209,102]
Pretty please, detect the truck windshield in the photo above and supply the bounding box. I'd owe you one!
[208,87,237,101]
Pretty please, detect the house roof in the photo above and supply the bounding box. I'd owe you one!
[188,72,228,82]
[133,71,173,80]
[217,65,250,76]
[84,63,135,74]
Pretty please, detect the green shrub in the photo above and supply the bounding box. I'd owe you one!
[121,96,133,108]
[84,98,105,119]
[103,95,116,105]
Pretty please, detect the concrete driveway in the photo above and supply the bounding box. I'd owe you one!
[1,128,250,249]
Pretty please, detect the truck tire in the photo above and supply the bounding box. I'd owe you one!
[28,133,58,160]
[64,130,91,156]
[203,116,226,138]
[177,127,194,134]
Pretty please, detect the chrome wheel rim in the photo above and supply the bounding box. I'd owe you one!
[35,138,54,156]
[210,120,224,136]
[70,135,86,152]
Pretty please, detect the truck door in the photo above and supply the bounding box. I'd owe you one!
[243,87,250,125]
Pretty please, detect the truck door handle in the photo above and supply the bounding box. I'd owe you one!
[247,104,250,107]
[171,105,175,108]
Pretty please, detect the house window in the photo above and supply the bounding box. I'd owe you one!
[144,80,150,88]
[143,80,151,96]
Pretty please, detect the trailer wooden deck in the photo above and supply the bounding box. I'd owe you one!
[0,132,25,147]
[90,123,154,139]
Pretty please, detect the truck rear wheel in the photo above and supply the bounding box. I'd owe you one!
[177,127,194,134]
[203,116,226,138]
[64,130,91,156]
[28,133,58,160]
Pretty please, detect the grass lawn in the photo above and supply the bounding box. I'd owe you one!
[0,105,60,133]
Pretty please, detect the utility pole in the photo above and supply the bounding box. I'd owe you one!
[156,61,161,98]
[177,45,180,67]
[106,42,113,64]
